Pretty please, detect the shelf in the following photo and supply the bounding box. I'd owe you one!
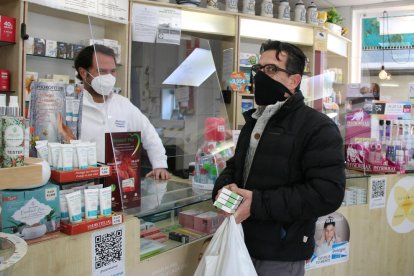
[0,41,15,47]
[0,90,15,93]
[27,54,123,67]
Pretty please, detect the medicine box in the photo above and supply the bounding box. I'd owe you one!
[193,211,224,234]
[178,209,204,229]
[0,183,61,241]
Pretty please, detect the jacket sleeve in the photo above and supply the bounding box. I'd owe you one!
[128,101,168,169]
[249,119,345,223]
[212,156,236,201]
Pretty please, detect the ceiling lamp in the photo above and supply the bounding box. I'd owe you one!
[379,11,390,80]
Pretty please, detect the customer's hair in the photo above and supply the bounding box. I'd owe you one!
[260,40,306,77]
[74,44,116,81]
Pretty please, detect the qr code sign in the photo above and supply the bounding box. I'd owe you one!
[372,178,385,199]
[92,224,125,276]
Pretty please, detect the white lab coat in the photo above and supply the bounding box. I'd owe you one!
[80,90,168,168]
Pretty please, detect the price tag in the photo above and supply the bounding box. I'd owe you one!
[100,166,110,176]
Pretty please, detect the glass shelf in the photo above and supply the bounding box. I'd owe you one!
[125,177,211,219]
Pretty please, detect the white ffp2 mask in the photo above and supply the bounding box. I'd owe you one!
[89,73,116,96]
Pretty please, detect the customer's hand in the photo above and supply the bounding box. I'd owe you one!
[232,187,252,224]
[146,168,171,180]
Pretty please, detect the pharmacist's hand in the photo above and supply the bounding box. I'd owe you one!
[146,168,171,180]
[57,112,76,143]
[232,187,252,224]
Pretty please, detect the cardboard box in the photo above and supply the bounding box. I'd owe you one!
[104,132,141,211]
[193,211,224,234]
[178,209,204,229]
[33,38,46,56]
[45,40,57,57]
[50,165,111,183]
[57,42,67,59]
[0,183,61,241]
[25,37,34,54]
[0,15,16,43]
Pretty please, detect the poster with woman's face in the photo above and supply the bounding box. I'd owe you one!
[305,212,350,270]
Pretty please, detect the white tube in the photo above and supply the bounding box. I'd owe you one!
[76,143,89,169]
[65,96,74,122]
[59,189,74,222]
[70,140,82,169]
[84,189,99,220]
[35,143,49,161]
[72,99,80,122]
[61,144,74,171]
[73,186,86,217]
[65,190,82,223]
[49,143,61,170]
[99,187,112,217]
[87,142,97,167]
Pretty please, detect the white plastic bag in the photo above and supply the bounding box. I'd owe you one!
[194,216,257,276]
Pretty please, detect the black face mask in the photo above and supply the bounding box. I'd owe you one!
[253,70,292,106]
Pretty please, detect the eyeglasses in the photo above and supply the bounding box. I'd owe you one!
[251,64,293,76]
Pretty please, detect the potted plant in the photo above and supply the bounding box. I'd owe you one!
[325,8,343,35]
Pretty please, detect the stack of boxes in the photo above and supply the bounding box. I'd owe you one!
[343,186,367,206]
[213,187,243,213]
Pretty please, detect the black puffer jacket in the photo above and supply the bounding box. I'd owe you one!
[213,91,345,261]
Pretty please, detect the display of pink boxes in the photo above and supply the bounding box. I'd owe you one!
[178,209,204,229]
[193,211,224,234]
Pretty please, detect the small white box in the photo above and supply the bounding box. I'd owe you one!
[45,40,57,57]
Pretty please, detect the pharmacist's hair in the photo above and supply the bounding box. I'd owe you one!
[74,44,116,81]
[260,40,306,77]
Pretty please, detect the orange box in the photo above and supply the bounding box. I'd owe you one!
[60,213,123,235]
[50,165,111,183]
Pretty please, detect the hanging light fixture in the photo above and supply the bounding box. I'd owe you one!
[379,11,389,80]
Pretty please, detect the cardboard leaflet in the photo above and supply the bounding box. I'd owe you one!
[104,132,142,211]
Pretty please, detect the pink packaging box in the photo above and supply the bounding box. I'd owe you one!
[193,211,224,234]
[178,209,204,229]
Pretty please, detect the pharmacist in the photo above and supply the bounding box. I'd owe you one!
[73,44,170,180]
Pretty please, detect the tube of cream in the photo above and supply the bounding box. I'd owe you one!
[59,189,74,222]
[87,142,97,167]
[65,190,83,223]
[84,189,99,220]
[76,143,89,169]
[70,140,82,169]
[72,99,80,122]
[65,96,74,122]
[49,143,61,170]
[73,186,86,217]
[99,187,112,217]
[61,144,74,171]
[35,143,49,161]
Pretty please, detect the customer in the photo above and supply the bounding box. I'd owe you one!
[212,40,345,276]
[74,44,170,180]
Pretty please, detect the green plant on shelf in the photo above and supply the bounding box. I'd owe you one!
[326,8,343,25]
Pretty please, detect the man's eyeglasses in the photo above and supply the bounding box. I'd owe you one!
[251,64,294,76]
